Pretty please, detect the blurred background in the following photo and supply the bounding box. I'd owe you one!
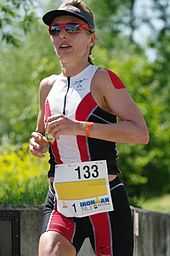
[0,0,170,211]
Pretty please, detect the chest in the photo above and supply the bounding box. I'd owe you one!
[47,76,91,119]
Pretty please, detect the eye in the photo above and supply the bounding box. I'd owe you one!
[65,23,80,32]
[50,25,60,35]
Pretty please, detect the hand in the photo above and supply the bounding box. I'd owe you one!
[46,115,78,138]
[29,131,49,157]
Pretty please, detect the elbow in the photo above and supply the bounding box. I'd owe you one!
[138,127,150,144]
[130,126,149,145]
[142,132,150,145]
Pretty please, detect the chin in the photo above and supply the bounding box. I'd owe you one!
[59,55,72,65]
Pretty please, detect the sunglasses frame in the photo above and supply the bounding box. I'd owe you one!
[48,22,91,36]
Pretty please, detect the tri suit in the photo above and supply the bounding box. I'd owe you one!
[42,64,133,256]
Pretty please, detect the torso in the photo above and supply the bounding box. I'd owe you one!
[45,64,120,176]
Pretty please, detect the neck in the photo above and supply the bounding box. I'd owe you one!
[60,60,90,77]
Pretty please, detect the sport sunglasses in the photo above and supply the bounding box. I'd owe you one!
[48,22,92,36]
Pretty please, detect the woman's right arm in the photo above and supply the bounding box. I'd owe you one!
[29,77,54,157]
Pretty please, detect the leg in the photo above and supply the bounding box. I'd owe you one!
[109,181,134,256]
[39,231,76,256]
[73,216,94,254]
[39,189,76,256]
[89,178,133,256]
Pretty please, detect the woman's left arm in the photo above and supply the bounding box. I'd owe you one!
[84,69,149,144]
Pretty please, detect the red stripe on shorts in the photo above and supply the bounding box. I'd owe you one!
[90,212,113,256]
[47,210,75,241]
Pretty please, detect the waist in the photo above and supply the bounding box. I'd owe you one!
[108,174,118,182]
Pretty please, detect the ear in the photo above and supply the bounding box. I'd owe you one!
[90,33,96,47]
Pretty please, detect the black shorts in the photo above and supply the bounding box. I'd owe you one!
[41,177,134,256]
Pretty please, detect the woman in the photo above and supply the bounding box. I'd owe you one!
[29,1,149,255]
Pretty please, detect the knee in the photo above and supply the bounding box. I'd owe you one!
[39,235,57,256]
[38,232,76,256]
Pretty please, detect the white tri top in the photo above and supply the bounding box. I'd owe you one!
[45,64,123,175]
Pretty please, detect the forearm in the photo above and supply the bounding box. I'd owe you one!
[35,111,46,134]
[76,120,149,144]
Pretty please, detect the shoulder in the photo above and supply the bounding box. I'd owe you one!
[94,68,126,90]
[38,75,58,105]
[39,75,57,92]
[39,74,58,100]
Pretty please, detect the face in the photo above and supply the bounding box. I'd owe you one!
[49,15,96,65]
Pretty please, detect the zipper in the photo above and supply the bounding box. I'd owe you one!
[63,77,70,115]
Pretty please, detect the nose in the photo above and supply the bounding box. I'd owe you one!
[58,29,68,39]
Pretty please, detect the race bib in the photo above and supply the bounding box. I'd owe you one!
[53,160,113,217]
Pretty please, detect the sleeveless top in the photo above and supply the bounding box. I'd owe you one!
[45,64,121,176]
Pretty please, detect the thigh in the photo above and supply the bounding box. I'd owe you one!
[40,189,77,255]
[73,216,95,253]
[88,179,133,256]
[41,189,76,242]
[109,183,134,256]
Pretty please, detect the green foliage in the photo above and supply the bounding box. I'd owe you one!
[0,144,49,206]
[94,40,170,200]
[0,21,60,144]
[0,0,36,46]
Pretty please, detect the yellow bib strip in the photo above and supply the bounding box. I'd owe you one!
[54,178,108,200]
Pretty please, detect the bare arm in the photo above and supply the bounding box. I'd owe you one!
[29,76,54,156]
[85,69,149,144]
[35,77,53,133]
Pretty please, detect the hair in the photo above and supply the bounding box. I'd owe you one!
[63,0,95,64]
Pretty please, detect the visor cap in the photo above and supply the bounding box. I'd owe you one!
[42,1,95,32]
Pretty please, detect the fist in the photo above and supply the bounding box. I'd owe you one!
[29,131,49,157]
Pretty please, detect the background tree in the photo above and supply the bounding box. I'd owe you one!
[0,0,36,46]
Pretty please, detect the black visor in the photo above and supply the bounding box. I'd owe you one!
[42,3,95,32]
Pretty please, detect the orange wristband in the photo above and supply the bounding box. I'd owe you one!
[84,122,94,137]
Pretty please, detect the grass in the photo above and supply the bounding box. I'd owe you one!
[140,194,170,213]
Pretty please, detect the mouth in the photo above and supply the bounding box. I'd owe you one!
[59,44,72,50]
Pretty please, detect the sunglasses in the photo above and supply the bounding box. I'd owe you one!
[48,22,91,36]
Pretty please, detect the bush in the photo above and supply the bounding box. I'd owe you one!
[0,144,49,206]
